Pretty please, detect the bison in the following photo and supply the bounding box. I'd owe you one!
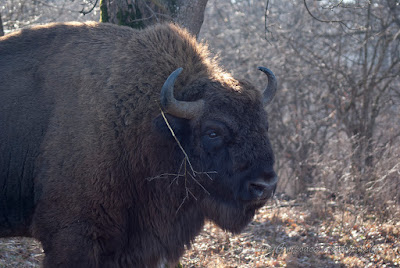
[0,22,278,267]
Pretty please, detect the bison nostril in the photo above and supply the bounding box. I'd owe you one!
[249,181,268,198]
[248,172,278,199]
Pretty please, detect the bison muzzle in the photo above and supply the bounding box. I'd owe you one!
[0,22,278,267]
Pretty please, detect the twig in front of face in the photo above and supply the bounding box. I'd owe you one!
[188,173,210,195]
[145,108,218,213]
[159,108,197,175]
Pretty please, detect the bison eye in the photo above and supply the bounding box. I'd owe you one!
[207,130,219,139]
[201,120,228,152]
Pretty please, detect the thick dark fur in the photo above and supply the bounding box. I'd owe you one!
[0,22,276,267]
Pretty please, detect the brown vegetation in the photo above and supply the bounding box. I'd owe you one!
[1,198,399,267]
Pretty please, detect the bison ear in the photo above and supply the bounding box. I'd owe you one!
[153,113,191,140]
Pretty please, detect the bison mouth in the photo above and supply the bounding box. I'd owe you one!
[244,197,271,211]
[199,173,276,233]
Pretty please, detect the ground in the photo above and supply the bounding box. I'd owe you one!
[1,198,399,267]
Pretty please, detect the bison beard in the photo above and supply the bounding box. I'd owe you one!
[201,197,256,233]
[0,22,278,267]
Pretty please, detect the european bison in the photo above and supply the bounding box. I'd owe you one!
[0,22,278,267]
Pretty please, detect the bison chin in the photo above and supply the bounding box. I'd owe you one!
[200,197,259,233]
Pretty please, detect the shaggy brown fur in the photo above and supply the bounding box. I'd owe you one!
[0,22,277,267]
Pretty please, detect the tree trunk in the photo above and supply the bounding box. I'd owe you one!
[175,0,208,36]
[99,0,208,37]
[0,14,4,36]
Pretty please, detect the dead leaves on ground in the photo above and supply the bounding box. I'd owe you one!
[181,200,400,267]
[0,200,399,267]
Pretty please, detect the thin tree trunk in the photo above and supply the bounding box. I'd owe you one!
[0,14,4,36]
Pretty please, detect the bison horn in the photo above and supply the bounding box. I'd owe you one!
[258,67,277,106]
[160,67,205,119]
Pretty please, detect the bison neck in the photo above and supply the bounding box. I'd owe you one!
[84,170,206,266]
[124,179,205,266]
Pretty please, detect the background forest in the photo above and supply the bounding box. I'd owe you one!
[1,0,399,267]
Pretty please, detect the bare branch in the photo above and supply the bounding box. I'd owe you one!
[263,0,273,44]
[80,0,99,15]
[146,109,217,213]
[159,108,196,175]
[303,0,359,30]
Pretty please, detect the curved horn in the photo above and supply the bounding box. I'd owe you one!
[258,67,277,106]
[160,67,205,119]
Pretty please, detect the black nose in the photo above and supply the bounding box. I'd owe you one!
[248,170,278,200]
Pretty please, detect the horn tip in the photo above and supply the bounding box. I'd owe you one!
[258,66,273,76]
[175,67,183,74]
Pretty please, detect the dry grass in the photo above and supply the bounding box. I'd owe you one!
[1,197,399,267]
[181,197,400,268]
[0,238,42,267]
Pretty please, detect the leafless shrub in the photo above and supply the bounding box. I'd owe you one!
[1,0,99,34]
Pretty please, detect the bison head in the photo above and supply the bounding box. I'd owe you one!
[154,67,277,233]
